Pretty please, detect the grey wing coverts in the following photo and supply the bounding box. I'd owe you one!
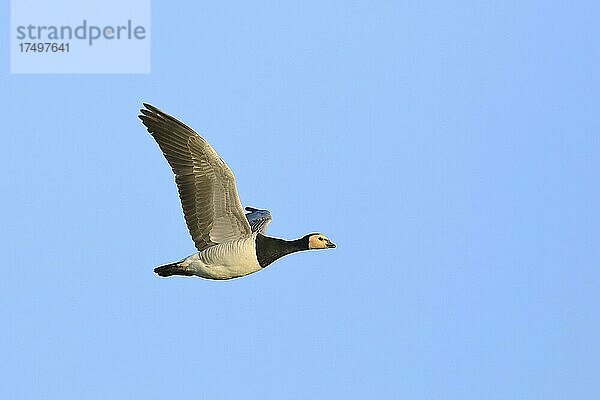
[139,103,252,251]
[245,207,272,234]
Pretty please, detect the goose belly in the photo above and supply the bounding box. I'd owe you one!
[182,236,261,280]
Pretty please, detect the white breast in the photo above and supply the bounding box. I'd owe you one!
[181,234,261,280]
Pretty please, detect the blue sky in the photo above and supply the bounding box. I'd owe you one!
[1,1,599,399]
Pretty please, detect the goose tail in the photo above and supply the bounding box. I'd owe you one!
[153,261,193,277]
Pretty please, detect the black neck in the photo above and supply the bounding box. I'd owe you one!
[255,234,308,268]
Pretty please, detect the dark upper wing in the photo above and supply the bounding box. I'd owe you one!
[139,103,251,251]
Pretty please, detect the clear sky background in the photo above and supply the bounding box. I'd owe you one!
[1,1,599,399]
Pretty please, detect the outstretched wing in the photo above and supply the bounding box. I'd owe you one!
[245,207,272,234]
[139,103,252,251]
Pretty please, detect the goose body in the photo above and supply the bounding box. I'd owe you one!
[174,233,261,280]
[139,103,335,280]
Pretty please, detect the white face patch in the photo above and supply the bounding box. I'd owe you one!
[308,234,335,249]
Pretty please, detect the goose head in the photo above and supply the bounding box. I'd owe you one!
[306,233,336,249]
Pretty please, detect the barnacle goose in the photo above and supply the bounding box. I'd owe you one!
[139,104,335,280]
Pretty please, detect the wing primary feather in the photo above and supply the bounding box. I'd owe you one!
[139,104,252,250]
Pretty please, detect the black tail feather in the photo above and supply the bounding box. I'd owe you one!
[153,262,193,277]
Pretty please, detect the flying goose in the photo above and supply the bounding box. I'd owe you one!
[139,103,336,280]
